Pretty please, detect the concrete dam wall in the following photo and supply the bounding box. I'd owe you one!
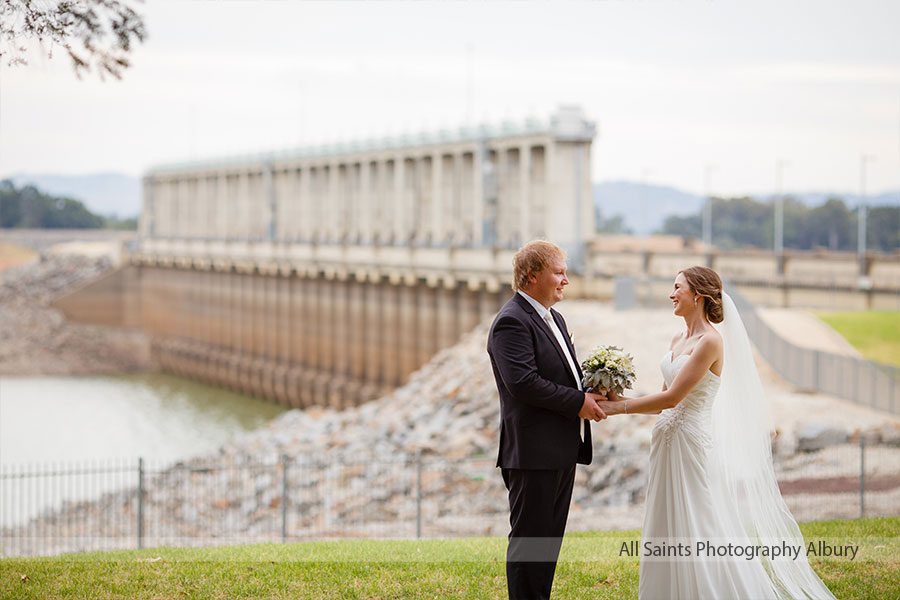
[55,264,506,408]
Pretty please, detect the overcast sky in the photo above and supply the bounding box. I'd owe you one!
[1,0,899,197]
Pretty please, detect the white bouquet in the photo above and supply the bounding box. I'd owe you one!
[581,345,636,395]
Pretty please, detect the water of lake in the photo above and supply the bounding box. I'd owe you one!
[0,374,288,528]
[0,373,287,465]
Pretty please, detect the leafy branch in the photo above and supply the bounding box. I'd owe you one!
[0,0,146,79]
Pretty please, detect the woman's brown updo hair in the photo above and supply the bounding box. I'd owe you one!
[679,266,724,324]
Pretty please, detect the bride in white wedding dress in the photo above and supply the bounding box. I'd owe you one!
[600,266,837,600]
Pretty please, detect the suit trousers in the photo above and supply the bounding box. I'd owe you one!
[501,465,577,600]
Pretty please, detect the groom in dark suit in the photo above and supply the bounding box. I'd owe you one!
[487,240,607,600]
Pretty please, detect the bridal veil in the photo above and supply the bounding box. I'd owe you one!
[709,292,836,599]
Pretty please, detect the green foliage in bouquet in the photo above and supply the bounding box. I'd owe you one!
[581,345,636,395]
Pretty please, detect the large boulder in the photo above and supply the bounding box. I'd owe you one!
[796,424,849,452]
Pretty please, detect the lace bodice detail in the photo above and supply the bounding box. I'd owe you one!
[654,351,720,446]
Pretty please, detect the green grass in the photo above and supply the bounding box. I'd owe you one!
[3,518,899,599]
[817,311,900,366]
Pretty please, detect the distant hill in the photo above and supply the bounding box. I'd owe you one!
[7,173,140,219]
[4,173,897,234]
[594,181,900,235]
[593,181,704,235]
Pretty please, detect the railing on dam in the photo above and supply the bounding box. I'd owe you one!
[616,277,900,416]
[2,442,898,557]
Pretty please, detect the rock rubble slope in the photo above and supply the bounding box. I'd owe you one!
[0,256,153,374]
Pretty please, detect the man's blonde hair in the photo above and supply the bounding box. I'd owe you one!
[512,240,566,291]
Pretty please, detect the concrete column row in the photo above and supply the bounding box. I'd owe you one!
[143,138,568,250]
[139,266,507,407]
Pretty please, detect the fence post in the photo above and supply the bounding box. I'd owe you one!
[858,435,865,519]
[137,457,144,550]
[891,366,896,414]
[281,454,288,544]
[813,350,821,393]
[415,449,423,539]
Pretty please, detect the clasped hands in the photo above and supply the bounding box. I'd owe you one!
[580,389,627,421]
[579,391,608,421]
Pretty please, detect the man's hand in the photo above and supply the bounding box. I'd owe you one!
[579,392,607,421]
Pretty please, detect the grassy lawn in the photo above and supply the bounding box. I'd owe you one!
[2,517,898,599]
[817,311,900,366]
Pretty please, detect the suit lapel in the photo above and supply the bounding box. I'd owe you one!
[515,295,578,385]
[552,308,583,380]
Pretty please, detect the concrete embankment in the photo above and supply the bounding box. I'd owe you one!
[0,255,154,375]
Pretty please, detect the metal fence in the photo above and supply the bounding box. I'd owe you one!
[729,289,899,415]
[616,276,900,415]
[2,441,898,558]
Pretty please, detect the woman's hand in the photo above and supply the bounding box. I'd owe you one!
[596,396,626,416]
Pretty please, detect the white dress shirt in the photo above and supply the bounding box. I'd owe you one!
[518,290,586,440]
[517,291,583,391]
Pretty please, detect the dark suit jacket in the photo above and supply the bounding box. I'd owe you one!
[487,293,592,469]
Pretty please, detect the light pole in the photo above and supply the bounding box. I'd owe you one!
[774,159,789,275]
[702,165,716,254]
[640,167,653,252]
[858,154,876,279]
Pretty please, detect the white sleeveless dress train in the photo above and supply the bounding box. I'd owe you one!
[638,351,775,600]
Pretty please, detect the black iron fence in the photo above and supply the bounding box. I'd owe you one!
[2,441,898,558]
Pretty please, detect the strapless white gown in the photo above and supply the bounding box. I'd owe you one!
[638,351,776,600]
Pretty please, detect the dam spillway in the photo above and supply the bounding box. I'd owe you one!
[54,107,597,407]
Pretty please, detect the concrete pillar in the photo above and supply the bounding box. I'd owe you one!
[140,177,154,238]
[276,274,290,363]
[363,276,382,387]
[298,167,312,242]
[369,161,383,243]
[438,153,454,244]
[196,268,209,346]
[209,268,223,348]
[325,163,338,242]
[249,272,263,356]
[381,280,401,386]
[289,274,304,365]
[359,161,372,243]
[333,277,350,379]
[385,159,397,244]
[223,270,235,352]
[529,146,547,239]
[348,275,366,390]
[478,282,499,323]
[416,282,437,368]
[236,271,249,355]
[172,268,186,339]
[403,157,417,243]
[302,274,318,371]
[193,177,205,240]
[272,167,290,242]
[519,144,532,242]
[430,153,443,244]
[436,282,458,350]
[299,274,317,406]
[399,282,417,378]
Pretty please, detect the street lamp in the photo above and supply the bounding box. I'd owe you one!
[640,167,653,252]
[858,154,876,279]
[774,159,789,275]
[702,165,716,253]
